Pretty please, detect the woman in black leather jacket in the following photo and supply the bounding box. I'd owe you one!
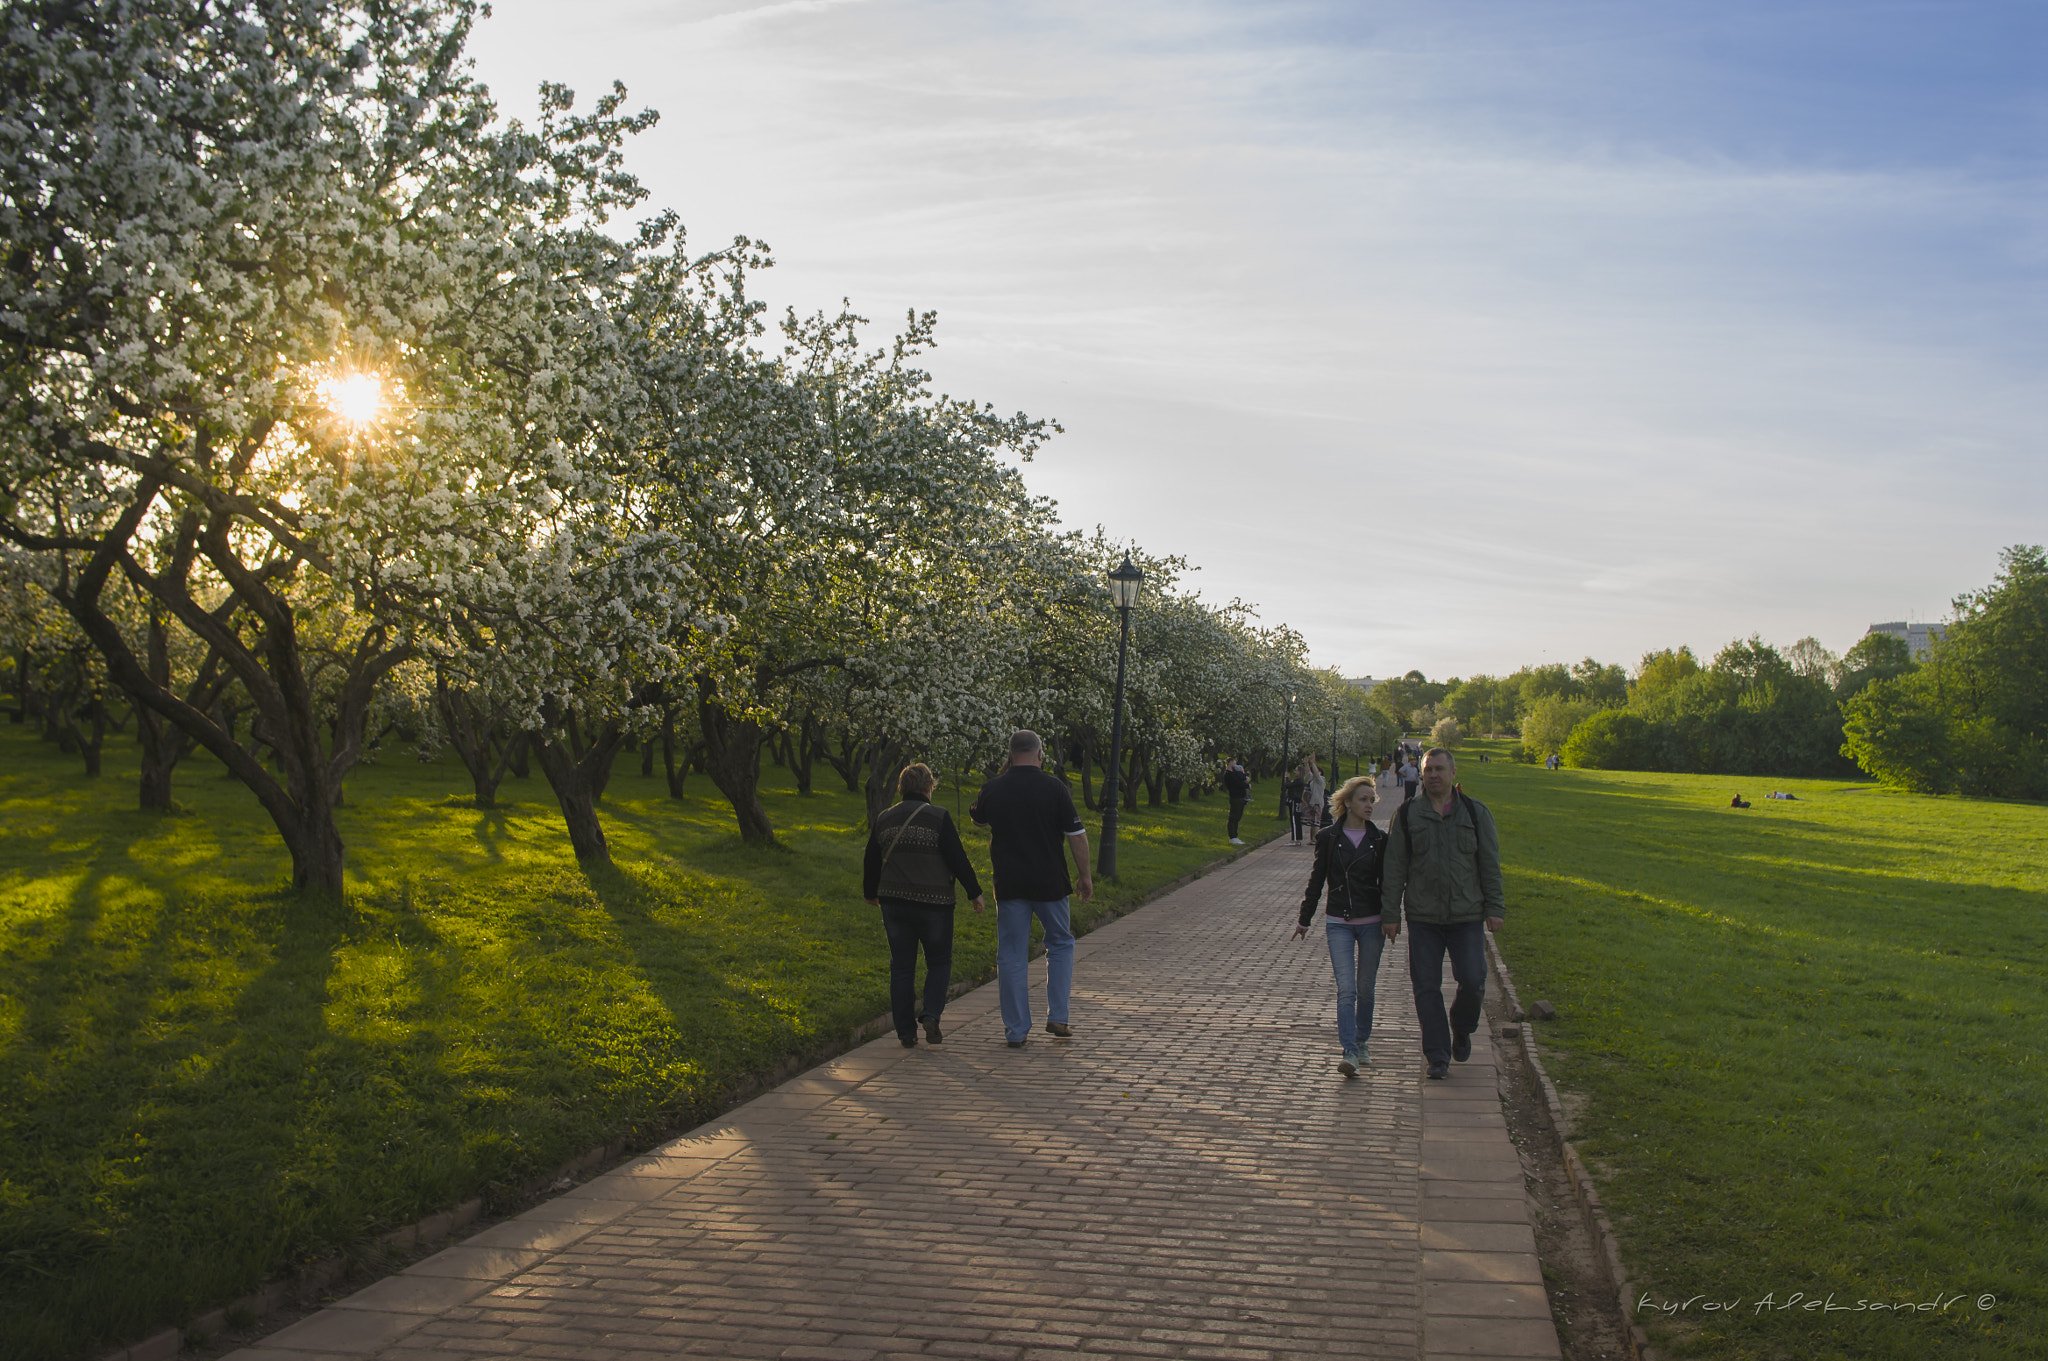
[1292,775,1393,1077]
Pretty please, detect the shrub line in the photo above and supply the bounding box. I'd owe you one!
[1487,930,1655,1361]
[98,825,1282,1361]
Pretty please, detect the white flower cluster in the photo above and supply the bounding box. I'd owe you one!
[0,0,1373,874]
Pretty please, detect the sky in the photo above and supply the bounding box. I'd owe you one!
[466,0,2045,680]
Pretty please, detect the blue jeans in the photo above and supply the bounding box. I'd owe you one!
[1325,921,1385,1054]
[1408,919,1488,1064]
[879,901,954,1041]
[997,897,1074,1042]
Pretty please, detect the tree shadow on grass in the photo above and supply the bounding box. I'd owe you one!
[572,860,892,1127]
[0,874,372,1357]
[467,804,516,863]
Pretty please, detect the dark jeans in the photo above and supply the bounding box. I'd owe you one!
[880,901,954,1040]
[1407,919,1487,1063]
[1227,797,1248,838]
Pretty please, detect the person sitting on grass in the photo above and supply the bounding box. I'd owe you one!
[1730,794,1751,809]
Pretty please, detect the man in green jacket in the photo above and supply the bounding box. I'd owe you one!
[1381,747,1505,1079]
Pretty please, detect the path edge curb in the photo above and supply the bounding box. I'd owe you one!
[101,826,1282,1361]
[1487,931,1658,1361]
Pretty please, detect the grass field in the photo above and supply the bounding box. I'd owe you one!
[1452,745,2048,1361]
[0,723,1276,1359]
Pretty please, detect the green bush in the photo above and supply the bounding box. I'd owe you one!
[1561,709,1658,770]
[1520,694,1600,757]
[1840,674,1953,792]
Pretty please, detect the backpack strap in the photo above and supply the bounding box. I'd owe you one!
[1400,788,1481,859]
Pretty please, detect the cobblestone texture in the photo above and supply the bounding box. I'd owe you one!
[232,807,1557,1361]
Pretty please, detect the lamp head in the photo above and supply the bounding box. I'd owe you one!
[1107,555,1144,609]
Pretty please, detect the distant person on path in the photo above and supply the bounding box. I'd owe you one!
[1283,767,1308,842]
[1222,759,1252,844]
[1293,775,1391,1077]
[1398,754,1419,804]
[864,763,986,1048]
[1301,754,1327,838]
[970,730,1094,1047]
[1382,747,1505,1081]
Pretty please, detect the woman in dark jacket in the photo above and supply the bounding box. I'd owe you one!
[864,763,985,1048]
[1292,775,1392,1076]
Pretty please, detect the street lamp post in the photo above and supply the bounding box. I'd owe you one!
[1277,691,1295,819]
[1097,557,1144,882]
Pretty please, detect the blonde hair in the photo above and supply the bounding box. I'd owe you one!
[1331,775,1378,825]
[897,763,937,798]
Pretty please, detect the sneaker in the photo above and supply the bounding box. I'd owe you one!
[1452,1031,1472,1062]
[1045,1021,1072,1038]
[1229,837,1245,845]
[921,1017,943,1045]
[899,1036,917,1048]
[1427,1061,1450,1080]
[1337,1051,1358,1078]
[1007,1038,1027,1048]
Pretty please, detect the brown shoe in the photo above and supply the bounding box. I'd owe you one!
[921,1017,943,1045]
[1045,1021,1072,1038]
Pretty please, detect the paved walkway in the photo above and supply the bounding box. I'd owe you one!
[231,821,1557,1361]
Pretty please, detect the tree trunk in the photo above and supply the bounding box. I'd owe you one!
[660,708,688,798]
[863,736,904,828]
[822,729,864,792]
[640,739,655,777]
[45,691,74,751]
[1166,776,1182,804]
[47,484,400,897]
[508,733,531,779]
[1145,757,1165,807]
[696,682,776,842]
[532,717,630,866]
[590,727,620,804]
[435,676,518,808]
[66,695,108,776]
[138,742,176,810]
[1123,745,1141,811]
[1079,737,1096,811]
[792,712,817,795]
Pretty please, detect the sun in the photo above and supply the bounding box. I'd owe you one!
[317,372,384,427]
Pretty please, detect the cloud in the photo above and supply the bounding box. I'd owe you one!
[468,0,2046,674]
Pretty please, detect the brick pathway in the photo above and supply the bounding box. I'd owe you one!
[229,826,1557,1361]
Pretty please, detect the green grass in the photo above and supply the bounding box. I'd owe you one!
[0,724,1276,1359]
[1452,743,2048,1361]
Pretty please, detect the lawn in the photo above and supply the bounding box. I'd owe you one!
[0,723,1276,1359]
[1454,746,2047,1361]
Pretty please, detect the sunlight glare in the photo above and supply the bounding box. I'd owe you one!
[318,372,384,427]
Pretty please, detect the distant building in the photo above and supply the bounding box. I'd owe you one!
[1345,676,1380,694]
[1866,621,1945,661]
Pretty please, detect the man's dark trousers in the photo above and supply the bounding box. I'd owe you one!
[880,902,953,1041]
[1227,797,1248,838]
[1408,919,1487,1064]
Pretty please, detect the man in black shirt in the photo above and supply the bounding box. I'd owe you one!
[969,730,1093,1047]
[1222,759,1251,844]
